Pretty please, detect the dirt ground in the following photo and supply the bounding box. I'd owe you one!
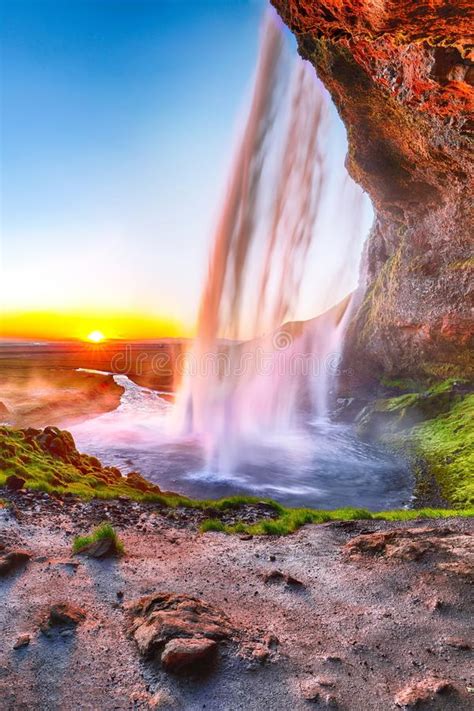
[1,496,472,711]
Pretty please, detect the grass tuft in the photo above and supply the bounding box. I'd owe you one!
[72,522,124,554]
[200,518,226,533]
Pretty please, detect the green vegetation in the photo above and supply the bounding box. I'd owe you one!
[380,377,422,392]
[73,522,124,554]
[199,518,226,533]
[200,505,473,537]
[359,380,473,508]
[1,419,472,538]
[0,425,169,502]
[411,395,474,506]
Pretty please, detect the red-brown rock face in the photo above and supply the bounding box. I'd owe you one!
[272,1,473,380]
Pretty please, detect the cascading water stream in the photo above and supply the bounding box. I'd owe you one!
[69,11,412,509]
[175,11,366,471]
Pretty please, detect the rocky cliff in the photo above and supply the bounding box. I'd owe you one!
[272,0,473,381]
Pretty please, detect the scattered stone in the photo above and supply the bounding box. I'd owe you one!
[251,643,270,663]
[394,677,454,707]
[13,634,31,650]
[129,689,179,709]
[263,632,279,650]
[437,561,474,577]
[126,592,233,658]
[320,654,343,664]
[300,677,338,705]
[161,637,217,673]
[0,549,30,577]
[5,475,26,492]
[263,570,304,588]
[41,602,86,636]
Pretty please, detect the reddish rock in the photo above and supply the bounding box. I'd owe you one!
[443,637,471,650]
[41,602,86,635]
[126,592,233,657]
[300,677,337,705]
[13,633,31,650]
[160,637,217,673]
[272,0,473,379]
[394,677,454,707]
[0,401,10,418]
[343,527,461,561]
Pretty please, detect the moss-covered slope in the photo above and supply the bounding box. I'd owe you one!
[356,380,473,507]
[0,425,165,501]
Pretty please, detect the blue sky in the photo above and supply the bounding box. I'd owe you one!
[1,0,372,339]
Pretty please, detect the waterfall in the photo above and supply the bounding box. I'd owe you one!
[175,10,369,471]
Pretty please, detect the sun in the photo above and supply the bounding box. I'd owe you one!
[86,330,106,343]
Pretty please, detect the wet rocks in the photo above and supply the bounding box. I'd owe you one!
[161,637,218,673]
[0,548,30,576]
[272,0,473,380]
[394,677,454,707]
[126,592,233,660]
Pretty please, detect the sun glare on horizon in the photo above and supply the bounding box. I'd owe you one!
[86,330,106,343]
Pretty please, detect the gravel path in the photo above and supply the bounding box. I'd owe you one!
[1,497,472,710]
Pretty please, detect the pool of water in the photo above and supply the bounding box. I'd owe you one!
[71,373,413,510]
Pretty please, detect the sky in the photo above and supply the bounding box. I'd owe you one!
[1,0,372,341]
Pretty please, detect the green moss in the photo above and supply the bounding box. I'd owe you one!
[73,522,124,555]
[411,395,474,506]
[0,426,175,503]
[358,382,473,508]
[380,377,422,392]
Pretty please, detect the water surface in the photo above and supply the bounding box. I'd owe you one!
[71,373,413,510]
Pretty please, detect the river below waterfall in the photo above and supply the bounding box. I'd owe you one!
[70,372,413,510]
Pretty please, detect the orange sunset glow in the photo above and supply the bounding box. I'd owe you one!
[0,309,191,342]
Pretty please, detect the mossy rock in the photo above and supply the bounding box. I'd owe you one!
[356,379,468,439]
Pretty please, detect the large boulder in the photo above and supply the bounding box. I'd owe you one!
[126,592,233,659]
